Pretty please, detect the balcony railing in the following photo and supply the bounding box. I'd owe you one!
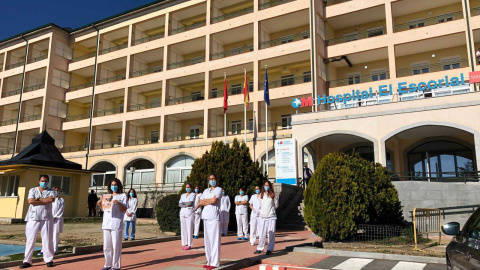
[127,137,159,146]
[211,128,253,138]
[171,21,206,35]
[167,95,205,105]
[96,74,126,85]
[28,54,48,64]
[212,7,253,23]
[259,122,292,132]
[71,53,96,63]
[128,101,161,111]
[259,0,295,10]
[5,61,25,70]
[133,33,165,46]
[93,142,121,150]
[328,72,390,88]
[2,88,21,97]
[21,114,41,123]
[259,75,311,90]
[326,27,386,46]
[0,118,17,126]
[24,83,45,93]
[130,66,163,78]
[396,59,468,78]
[165,132,203,142]
[209,84,253,98]
[65,113,90,122]
[260,30,310,49]
[0,148,14,155]
[472,7,480,17]
[68,81,94,92]
[61,145,88,153]
[393,11,463,32]
[167,56,205,69]
[100,43,128,55]
[95,107,124,117]
[325,0,352,6]
[211,45,253,60]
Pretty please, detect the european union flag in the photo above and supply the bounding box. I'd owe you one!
[264,67,270,106]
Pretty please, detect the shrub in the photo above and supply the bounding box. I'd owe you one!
[156,194,181,234]
[303,152,403,241]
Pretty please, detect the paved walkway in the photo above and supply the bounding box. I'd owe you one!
[10,230,313,270]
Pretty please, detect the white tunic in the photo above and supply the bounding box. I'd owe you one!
[179,193,196,217]
[124,197,138,222]
[194,193,202,214]
[259,193,279,220]
[200,187,222,221]
[102,193,128,231]
[25,187,57,221]
[52,197,65,232]
[234,195,249,215]
[249,194,261,217]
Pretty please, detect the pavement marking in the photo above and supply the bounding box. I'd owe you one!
[332,258,374,270]
[391,261,427,270]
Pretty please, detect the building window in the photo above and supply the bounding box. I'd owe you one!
[281,114,292,129]
[117,135,122,146]
[411,62,430,75]
[191,91,202,101]
[165,155,194,183]
[249,82,253,92]
[437,13,454,23]
[126,159,155,186]
[55,42,73,60]
[280,35,294,44]
[0,175,20,197]
[91,162,116,187]
[348,73,361,85]
[303,71,311,83]
[408,19,426,29]
[231,84,242,95]
[50,175,71,195]
[189,126,200,139]
[49,99,67,118]
[367,27,384,38]
[343,32,358,42]
[211,88,218,98]
[52,69,70,89]
[441,56,461,70]
[232,121,242,135]
[371,69,387,81]
[151,131,159,143]
[249,119,254,132]
[281,75,295,86]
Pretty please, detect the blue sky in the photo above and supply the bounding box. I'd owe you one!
[0,0,156,40]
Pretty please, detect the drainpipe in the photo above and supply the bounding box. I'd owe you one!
[309,0,317,112]
[11,35,29,158]
[85,24,100,169]
[464,0,478,91]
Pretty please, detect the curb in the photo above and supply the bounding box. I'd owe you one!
[288,246,446,265]
[259,265,319,270]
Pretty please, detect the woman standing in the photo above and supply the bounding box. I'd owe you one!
[195,174,222,269]
[254,180,278,256]
[249,186,261,246]
[179,183,195,250]
[193,185,202,239]
[234,188,249,240]
[124,189,138,241]
[219,189,231,236]
[98,178,127,270]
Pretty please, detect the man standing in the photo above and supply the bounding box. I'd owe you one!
[52,186,64,255]
[88,190,99,217]
[303,165,313,187]
[20,175,56,269]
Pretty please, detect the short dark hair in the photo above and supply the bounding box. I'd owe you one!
[107,178,124,194]
[127,188,137,198]
[53,186,59,189]
[185,183,192,188]
[39,175,49,181]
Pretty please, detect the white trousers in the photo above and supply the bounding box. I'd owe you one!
[24,219,54,264]
[221,222,228,235]
[257,218,276,252]
[103,229,123,269]
[203,220,221,267]
[250,215,260,245]
[180,215,194,247]
[236,214,248,237]
[53,218,62,252]
[194,212,202,236]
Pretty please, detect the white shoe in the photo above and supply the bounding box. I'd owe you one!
[251,243,255,246]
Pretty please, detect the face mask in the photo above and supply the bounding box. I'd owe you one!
[186,188,191,193]
[129,193,134,197]
[111,186,118,192]
[195,189,199,193]
[222,192,225,195]
[239,191,245,195]
[264,186,270,191]
[209,180,216,187]
[255,189,260,194]
[39,182,48,189]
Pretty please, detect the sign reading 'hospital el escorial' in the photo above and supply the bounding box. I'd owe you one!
[275,139,297,185]
[292,73,469,108]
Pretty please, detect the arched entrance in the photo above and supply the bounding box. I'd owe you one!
[125,158,155,186]
[164,155,195,183]
[90,161,116,187]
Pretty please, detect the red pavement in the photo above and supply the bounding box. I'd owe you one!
[12,230,315,270]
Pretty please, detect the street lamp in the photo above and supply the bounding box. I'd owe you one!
[130,166,136,189]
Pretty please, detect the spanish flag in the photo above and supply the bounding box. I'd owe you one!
[243,70,249,108]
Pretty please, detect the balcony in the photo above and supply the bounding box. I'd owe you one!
[27,39,49,64]
[209,105,254,138]
[0,118,17,127]
[20,98,43,123]
[92,123,122,150]
[211,0,253,24]
[326,27,385,46]
[259,75,311,89]
[99,27,129,55]
[130,48,163,78]
[96,58,127,85]
[260,31,310,49]
[65,113,90,122]
[2,68,46,97]
[394,11,463,32]
[71,37,97,63]
[5,61,24,71]
[128,81,162,112]
[169,3,207,36]
[71,53,96,63]
[329,72,389,88]
[95,89,124,118]
[126,117,161,146]
[17,128,40,153]
[65,97,91,122]
[259,10,310,50]
[69,66,95,92]
[166,73,205,106]
[132,15,166,46]
[209,64,253,99]
[0,132,15,155]
[165,111,204,142]
[259,0,295,10]
[28,55,47,64]
[20,114,41,123]
[397,59,468,78]
[95,107,123,117]
[68,81,94,92]
[61,144,88,153]
[5,45,26,70]
[63,128,89,152]
[100,44,127,55]
[210,24,253,61]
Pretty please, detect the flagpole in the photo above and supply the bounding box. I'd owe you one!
[244,69,247,144]
[224,72,227,144]
[265,65,268,176]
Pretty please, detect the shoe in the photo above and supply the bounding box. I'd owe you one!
[237,237,242,240]
[243,237,248,241]
[250,242,255,246]
[185,246,191,250]
[131,238,134,241]
[202,265,208,268]
[54,251,58,255]
[38,251,43,256]
[266,251,272,255]
[20,262,32,269]
[182,246,187,250]
[46,261,54,267]
[124,238,128,241]
[254,250,262,254]
[100,267,111,270]
[194,235,198,239]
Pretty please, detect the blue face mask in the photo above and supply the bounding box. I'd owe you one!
[222,192,225,195]
[195,189,199,193]
[39,182,48,189]
[129,192,134,197]
[239,191,245,195]
[209,180,216,187]
[111,186,118,192]
[186,188,191,193]
[264,186,270,191]
[255,189,260,194]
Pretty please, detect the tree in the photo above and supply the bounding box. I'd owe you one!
[156,194,181,234]
[303,152,403,241]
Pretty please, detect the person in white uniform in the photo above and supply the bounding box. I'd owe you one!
[193,185,202,239]
[249,186,261,246]
[98,178,127,270]
[234,188,249,241]
[179,183,195,250]
[20,175,56,269]
[124,189,138,241]
[219,189,231,236]
[51,186,64,255]
[195,174,222,269]
[254,180,278,256]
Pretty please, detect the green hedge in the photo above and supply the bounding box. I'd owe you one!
[156,194,181,234]
[303,152,403,241]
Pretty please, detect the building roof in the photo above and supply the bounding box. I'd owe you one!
[0,131,83,170]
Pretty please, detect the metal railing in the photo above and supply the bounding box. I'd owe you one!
[409,205,479,221]
[280,178,304,211]
[0,148,14,155]
[472,7,480,17]
[412,208,441,250]
[130,65,163,78]
[0,118,17,126]
[210,128,253,138]
[68,81,94,92]
[326,27,386,46]
[92,182,185,192]
[259,122,292,132]
[96,74,126,85]
[95,107,123,117]
[259,75,311,90]
[93,142,121,150]
[127,137,159,146]
[167,95,205,105]
[133,33,165,46]
[391,171,480,183]
[396,59,468,78]
[5,61,25,70]
[71,52,96,63]
[2,88,21,97]
[100,43,128,55]
[61,145,88,153]
[65,113,90,122]
[24,83,45,93]
[167,56,205,69]
[212,7,253,23]
[209,84,253,98]
[259,0,295,10]
[128,101,161,111]
[260,30,310,49]
[394,11,463,32]
[21,114,41,122]
[28,54,48,64]
[329,72,390,88]
[170,21,206,35]
[211,45,253,60]
[165,132,203,142]
[325,0,352,6]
